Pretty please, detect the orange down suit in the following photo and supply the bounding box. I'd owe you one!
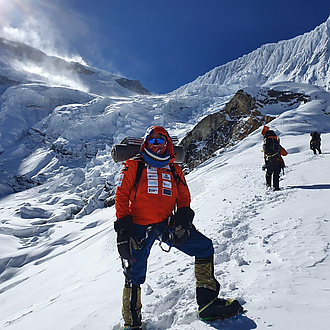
[115,160,191,225]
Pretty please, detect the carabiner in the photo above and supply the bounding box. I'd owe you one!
[159,240,173,253]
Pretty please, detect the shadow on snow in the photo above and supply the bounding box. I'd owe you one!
[204,314,257,330]
[287,184,330,190]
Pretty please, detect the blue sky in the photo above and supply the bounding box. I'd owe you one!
[1,0,330,94]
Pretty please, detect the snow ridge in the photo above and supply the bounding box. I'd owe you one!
[175,15,330,95]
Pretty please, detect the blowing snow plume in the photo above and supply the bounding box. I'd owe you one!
[0,0,92,91]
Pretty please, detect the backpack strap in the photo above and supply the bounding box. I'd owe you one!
[134,159,146,187]
[169,163,186,186]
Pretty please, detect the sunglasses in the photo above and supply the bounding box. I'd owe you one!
[147,137,166,145]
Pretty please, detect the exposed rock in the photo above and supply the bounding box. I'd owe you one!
[115,78,151,95]
[180,88,311,171]
[256,89,310,107]
[180,90,273,171]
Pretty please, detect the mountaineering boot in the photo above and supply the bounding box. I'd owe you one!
[195,256,220,308]
[195,256,243,321]
[198,297,244,321]
[122,282,142,329]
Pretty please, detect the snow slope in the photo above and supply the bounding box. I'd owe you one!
[1,81,330,330]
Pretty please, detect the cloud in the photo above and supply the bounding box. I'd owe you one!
[0,0,90,65]
[0,0,98,92]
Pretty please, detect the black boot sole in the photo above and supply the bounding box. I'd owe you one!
[198,299,245,321]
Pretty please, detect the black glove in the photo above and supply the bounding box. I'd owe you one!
[172,207,195,246]
[114,215,137,260]
[174,207,194,228]
[262,165,267,171]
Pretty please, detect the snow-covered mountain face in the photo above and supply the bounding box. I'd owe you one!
[174,16,330,97]
[0,37,150,153]
[0,37,143,97]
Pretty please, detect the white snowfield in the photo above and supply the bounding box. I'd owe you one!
[1,16,330,330]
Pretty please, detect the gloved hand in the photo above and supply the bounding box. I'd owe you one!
[114,215,137,260]
[172,207,195,246]
[262,165,267,171]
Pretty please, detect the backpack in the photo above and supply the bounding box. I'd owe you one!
[310,132,321,141]
[263,130,280,159]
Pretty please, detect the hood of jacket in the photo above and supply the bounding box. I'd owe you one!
[261,125,270,137]
[140,126,175,160]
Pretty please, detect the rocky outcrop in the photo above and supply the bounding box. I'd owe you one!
[255,89,310,107]
[180,88,311,171]
[115,78,151,95]
[180,90,274,171]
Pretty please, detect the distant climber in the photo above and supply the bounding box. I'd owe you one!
[310,132,322,155]
[261,126,288,191]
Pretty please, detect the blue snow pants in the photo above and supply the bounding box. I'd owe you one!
[126,219,214,285]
